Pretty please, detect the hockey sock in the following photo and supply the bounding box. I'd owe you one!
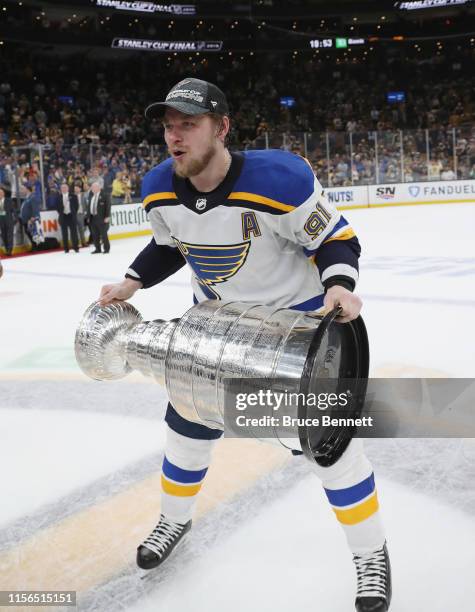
[311,439,386,554]
[160,425,217,524]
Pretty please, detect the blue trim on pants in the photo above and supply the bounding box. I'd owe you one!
[162,455,208,483]
[165,403,224,440]
[324,473,376,507]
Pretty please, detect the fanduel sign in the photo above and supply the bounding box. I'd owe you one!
[96,1,196,14]
[112,38,223,51]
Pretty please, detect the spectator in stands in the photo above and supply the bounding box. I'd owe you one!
[46,184,60,210]
[87,167,104,190]
[111,171,127,205]
[440,165,456,181]
[121,173,132,204]
[0,43,473,193]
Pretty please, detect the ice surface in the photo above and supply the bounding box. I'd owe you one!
[126,474,475,612]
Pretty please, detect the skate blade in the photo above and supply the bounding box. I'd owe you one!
[138,532,190,580]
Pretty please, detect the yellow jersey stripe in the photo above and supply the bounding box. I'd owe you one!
[332,492,379,525]
[228,192,296,213]
[143,192,178,207]
[323,228,356,244]
[161,475,203,497]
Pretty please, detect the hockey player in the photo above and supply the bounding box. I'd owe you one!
[99,79,391,612]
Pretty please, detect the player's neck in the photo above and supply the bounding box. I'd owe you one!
[189,149,232,193]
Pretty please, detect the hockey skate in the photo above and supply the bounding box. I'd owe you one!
[137,514,192,570]
[353,542,392,611]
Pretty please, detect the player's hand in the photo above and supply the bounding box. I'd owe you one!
[322,285,362,323]
[99,278,143,306]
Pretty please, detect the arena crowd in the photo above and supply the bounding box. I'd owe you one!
[0,43,474,203]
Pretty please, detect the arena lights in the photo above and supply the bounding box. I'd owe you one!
[95,0,196,14]
[111,38,223,51]
[395,0,469,9]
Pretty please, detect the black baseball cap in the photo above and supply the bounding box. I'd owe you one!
[145,78,229,119]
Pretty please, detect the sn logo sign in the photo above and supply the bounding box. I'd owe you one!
[376,187,396,200]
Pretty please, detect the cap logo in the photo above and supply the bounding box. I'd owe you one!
[210,100,218,107]
[195,198,207,211]
[166,89,204,103]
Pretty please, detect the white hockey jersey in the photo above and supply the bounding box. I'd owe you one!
[139,149,359,311]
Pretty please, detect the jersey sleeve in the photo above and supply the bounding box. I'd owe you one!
[272,160,360,289]
[124,163,185,288]
[125,238,186,289]
[141,163,176,247]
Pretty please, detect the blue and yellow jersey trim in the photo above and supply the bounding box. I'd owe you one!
[143,191,178,210]
[324,227,356,243]
[141,150,318,215]
[303,217,356,257]
[143,190,299,215]
[235,150,316,210]
[141,158,176,211]
[227,191,296,214]
[323,217,356,243]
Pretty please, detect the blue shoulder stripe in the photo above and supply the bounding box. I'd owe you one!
[233,150,316,209]
[141,158,174,203]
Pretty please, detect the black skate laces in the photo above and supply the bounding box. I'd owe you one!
[353,547,388,599]
[142,514,185,558]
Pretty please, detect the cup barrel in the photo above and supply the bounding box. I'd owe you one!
[74,300,370,467]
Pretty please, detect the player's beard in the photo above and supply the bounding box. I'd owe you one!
[173,141,217,178]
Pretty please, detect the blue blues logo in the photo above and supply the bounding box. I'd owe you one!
[408,185,420,197]
[174,238,250,299]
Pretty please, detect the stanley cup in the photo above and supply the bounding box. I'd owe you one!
[75,300,369,466]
